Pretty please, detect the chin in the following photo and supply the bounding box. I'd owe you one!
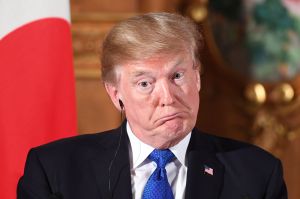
[163,118,183,131]
[160,130,188,149]
[162,119,191,140]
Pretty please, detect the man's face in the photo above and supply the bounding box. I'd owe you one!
[106,52,201,149]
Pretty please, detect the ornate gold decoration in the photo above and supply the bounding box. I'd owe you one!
[251,110,288,157]
[75,69,101,79]
[72,13,138,79]
[185,0,208,22]
[189,5,207,22]
[239,82,300,157]
[244,83,267,105]
[269,83,295,103]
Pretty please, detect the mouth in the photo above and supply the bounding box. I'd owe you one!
[155,112,185,125]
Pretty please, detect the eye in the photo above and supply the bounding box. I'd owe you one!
[138,81,150,88]
[137,80,153,93]
[137,80,154,93]
[173,72,184,80]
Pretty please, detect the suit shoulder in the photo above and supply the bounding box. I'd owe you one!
[31,128,120,159]
[194,130,278,163]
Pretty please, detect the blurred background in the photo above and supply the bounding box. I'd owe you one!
[71,0,300,198]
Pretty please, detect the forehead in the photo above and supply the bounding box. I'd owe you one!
[121,53,193,75]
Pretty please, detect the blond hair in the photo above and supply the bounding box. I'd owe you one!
[101,12,203,83]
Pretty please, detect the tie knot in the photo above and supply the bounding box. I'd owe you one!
[148,149,175,168]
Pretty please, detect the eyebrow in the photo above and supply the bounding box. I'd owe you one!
[131,70,152,78]
[172,58,185,68]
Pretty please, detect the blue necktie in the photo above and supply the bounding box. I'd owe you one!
[142,149,175,199]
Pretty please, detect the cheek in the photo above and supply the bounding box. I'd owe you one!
[183,82,200,100]
[185,85,200,112]
[125,96,154,116]
[189,92,200,111]
[124,89,146,106]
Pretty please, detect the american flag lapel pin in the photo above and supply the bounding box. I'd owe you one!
[204,165,214,176]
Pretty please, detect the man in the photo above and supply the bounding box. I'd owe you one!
[17,12,287,199]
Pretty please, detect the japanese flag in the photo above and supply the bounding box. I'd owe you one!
[0,0,77,198]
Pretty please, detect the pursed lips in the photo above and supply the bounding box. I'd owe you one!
[155,112,187,125]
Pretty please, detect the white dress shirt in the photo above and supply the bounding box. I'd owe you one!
[127,122,191,199]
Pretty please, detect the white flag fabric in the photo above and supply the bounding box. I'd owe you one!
[0,0,70,39]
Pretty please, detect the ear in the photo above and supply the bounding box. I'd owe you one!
[104,82,123,111]
[195,68,201,92]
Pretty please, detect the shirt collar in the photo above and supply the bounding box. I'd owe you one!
[127,122,191,169]
[169,131,191,167]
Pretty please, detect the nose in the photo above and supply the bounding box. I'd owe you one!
[158,79,175,107]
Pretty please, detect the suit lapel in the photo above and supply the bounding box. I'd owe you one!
[89,123,132,199]
[87,125,224,199]
[185,129,224,199]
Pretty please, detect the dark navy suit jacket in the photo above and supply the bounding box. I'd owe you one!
[17,122,287,199]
